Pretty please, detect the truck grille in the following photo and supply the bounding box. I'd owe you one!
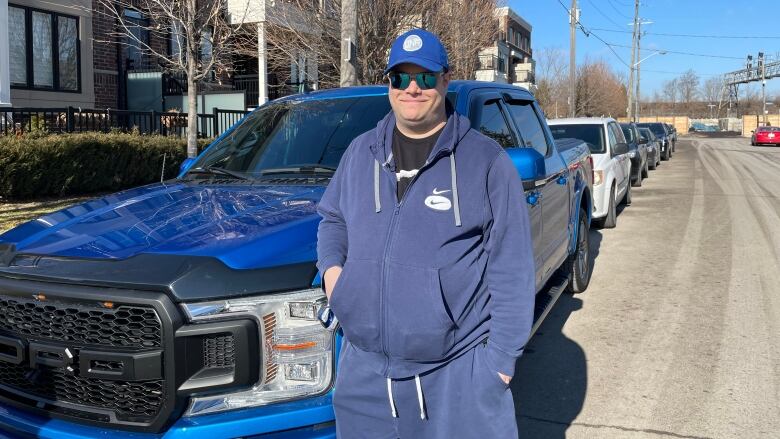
[0,296,161,349]
[0,363,163,422]
[0,292,170,428]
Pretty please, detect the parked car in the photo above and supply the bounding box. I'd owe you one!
[637,126,661,170]
[548,118,631,229]
[664,123,677,152]
[0,81,593,438]
[751,126,780,146]
[637,122,672,160]
[620,122,649,187]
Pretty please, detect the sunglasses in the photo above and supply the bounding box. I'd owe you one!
[388,71,441,90]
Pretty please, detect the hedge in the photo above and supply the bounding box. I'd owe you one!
[0,132,211,200]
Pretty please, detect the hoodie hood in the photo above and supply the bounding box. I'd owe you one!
[367,110,472,226]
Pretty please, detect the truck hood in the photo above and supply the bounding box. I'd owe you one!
[0,181,326,270]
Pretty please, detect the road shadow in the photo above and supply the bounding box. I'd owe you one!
[513,294,586,438]
[587,229,603,276]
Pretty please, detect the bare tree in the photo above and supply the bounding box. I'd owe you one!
[264,0,500,89]
[676,69,700,116]
[661,78,678,115]
[426,0,500,81]
[534,47,568,118]
[575,58,627,117]
[97,0,253,157]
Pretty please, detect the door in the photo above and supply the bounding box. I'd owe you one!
[505,97,569,281]
[607,122,628,197]
[469,91,544,287]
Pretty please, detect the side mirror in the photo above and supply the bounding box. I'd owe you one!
[638,137,648,145]
[613,142,629,155]
[507,148,546,190]
[179,157,196,175]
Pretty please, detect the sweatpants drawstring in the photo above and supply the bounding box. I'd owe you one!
[415,374,427,420]
[387,378,398,418]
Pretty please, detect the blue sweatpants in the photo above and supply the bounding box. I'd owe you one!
[333,341,518,439]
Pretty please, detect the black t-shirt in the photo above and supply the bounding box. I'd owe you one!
[392,125,444,200]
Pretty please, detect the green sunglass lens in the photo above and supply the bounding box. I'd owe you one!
[418,73,438,90]
[390,73,411,89]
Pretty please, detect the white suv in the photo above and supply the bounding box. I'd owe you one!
[547,118,631,228]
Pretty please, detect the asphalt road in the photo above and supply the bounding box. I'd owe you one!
[512,135,780,439]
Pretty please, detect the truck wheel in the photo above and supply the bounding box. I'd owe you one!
[662,149,669,161]
[601,185,617,229]
[642,161,649,178]
[649,156,657,170]
[565,208,591,294]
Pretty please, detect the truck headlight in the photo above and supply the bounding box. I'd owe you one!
[181,289,334,416]
[628,151,636,158]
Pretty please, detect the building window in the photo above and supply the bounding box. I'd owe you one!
[498,55,506,74]
[8,5,81,92]
[124,9,149,70]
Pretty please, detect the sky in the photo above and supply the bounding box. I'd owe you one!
[508,0,780,100]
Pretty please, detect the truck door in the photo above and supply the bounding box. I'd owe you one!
[504,97,569,281]
[469,91,544,287]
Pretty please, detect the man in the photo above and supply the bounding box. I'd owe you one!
[316,28,534,438]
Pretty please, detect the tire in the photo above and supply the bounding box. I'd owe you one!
[621,180,632,206]
[564,208,591,294]
[662,148,670,161]
[600,185,617,229]
[633,168,643,187]
[642,160,649,178]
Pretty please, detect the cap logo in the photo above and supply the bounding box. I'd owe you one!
[403,35,423,52]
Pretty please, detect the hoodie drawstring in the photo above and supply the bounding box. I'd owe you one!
[386,376,427,420]
[374,159,381,213]
[415,374,427,420]
[387,378,398,418]
[375,152,462,228]
[449,153,461,227]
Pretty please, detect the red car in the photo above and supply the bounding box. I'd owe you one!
[752,126,780,146]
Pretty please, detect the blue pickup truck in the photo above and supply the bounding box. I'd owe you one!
[0,81,592,438]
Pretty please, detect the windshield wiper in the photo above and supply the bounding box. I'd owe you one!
[260,165,337,176]
[187,166,251,180]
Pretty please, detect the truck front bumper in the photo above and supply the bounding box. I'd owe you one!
[0,394,336,439]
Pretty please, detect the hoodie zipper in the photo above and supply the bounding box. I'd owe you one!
[377,149,449,375]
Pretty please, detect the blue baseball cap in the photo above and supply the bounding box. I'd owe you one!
[384,28,449,75]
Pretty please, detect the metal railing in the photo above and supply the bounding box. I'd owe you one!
[0,106,250,139]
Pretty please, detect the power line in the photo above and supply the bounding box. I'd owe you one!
[605,0,633,19]
[582,0,625,28]
[591,27,780,40]
[552,0,631,68]
[606,42,744,60]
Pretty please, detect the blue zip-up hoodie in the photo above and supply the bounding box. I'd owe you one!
[317,110,535,380]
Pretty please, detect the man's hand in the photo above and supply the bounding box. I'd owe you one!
[498,372,512,385]
[323,266,343,300]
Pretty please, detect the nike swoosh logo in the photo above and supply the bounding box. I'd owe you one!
[432,188,451,195]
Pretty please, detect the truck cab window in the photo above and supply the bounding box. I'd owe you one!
[507,101,550,156]
[478,101,515,148]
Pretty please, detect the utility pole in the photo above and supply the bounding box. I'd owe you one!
[569,0,578,117]
[340,0,358,87]
[634,20,642,121]
[760,52,767,126]
[627,0,640,121]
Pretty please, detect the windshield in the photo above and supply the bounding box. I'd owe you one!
[188,95,392,178]
[638,128,654,140]
[548,124,606,154]
[757,126,780,132]
[620,125,635,143]
[638,123,666,136]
